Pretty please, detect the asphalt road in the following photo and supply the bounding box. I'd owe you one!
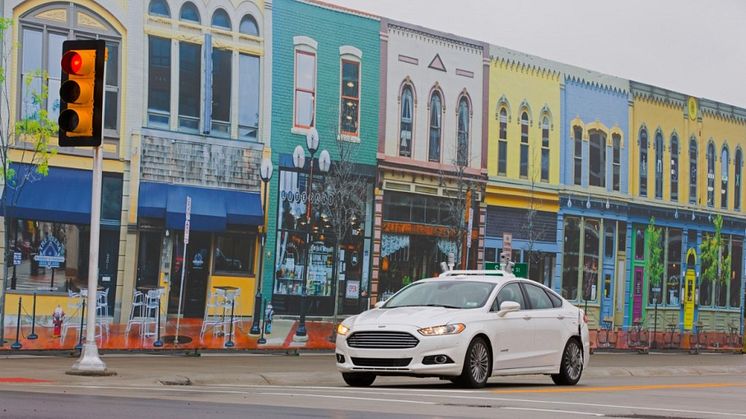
[1,371,745,418]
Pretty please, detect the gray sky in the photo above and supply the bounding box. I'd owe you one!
[326,0,746,109]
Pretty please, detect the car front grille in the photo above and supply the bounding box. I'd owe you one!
[350,357,412,367]
[346,331,419,349]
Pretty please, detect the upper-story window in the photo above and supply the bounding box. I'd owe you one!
[180,2,200,22]
[541,116,550,182]
[721,146,729,209]
[707,141,715,207]
[211,9,232,30]
[340,59,360,137]
[294,39,317,129]
[497,108,508,175]
[148,36,171,127]
[428,90,442,162]
[671,134,679,201]
[239,53,260,140]
[240,15,259,36]
[589,129,606,188]
[457,96,470,167]
[20,3,121,137]
[399,84,414,157]
[573,126,582,185]
[689,137,698,204]
[654,131,664,199]
[211,48,232,136]
[639,127,648,197]
[612,133,621,192]
[736,148,743,211]
[149,0,170,17]
[519,112,529,177]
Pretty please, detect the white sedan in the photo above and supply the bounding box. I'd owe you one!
[335,270,590,388]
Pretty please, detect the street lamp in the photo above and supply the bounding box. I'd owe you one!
[250,157,274,336]
[294,128,330,341]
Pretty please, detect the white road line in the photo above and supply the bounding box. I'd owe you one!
[259,392,436,405]
[502,407,605,417]
[212,383,485,393]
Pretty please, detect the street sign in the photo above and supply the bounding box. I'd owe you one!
[466,208,474,249]
[184,220,190,244]
[502,232,512,262]
[184,196,191,244]
[13,252,22,266]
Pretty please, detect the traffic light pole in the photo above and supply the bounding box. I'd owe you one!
[69,56,108,375]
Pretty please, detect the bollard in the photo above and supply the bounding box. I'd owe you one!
[28,292,38,340]
[75,299,86,351]
[11,297,23,350]
[153,296,163,348]
[225,297,236,348]
[257,299,267,345]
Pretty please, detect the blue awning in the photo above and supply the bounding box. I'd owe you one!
[3,164,92,224]
[138,182,263,232]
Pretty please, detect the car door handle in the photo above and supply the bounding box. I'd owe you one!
[556,315,566,320]
[522,315,532,320]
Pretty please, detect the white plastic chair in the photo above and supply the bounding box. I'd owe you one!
[200,290,226,339]
[142,288,165,338]
[125,290,146,335]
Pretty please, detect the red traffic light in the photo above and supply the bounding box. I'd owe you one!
[61,51,82,74]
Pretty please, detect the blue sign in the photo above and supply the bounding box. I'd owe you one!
[34,235,65,269]
[12,252,21,266]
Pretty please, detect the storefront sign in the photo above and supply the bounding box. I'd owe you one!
[280,190,333,206]
[684,269,696,330]
[383,222,478,239]
[13,252,22,266]
[346,280,360,299]
[34,235,65,268]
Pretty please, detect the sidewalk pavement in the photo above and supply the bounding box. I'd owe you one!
[0,351,744,388]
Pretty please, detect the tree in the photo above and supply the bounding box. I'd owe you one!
[0,18,57,345]
[699,215,730,307]
[646,217,664,302]
[523,142,548,282]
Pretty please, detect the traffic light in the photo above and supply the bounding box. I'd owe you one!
[58,40,106,147]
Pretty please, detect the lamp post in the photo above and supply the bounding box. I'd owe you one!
[250,158,274,336]
[294,128,330,341]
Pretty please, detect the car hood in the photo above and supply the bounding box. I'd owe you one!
[352,306,458,329]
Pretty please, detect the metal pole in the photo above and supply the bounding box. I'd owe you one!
[75,298,85,351]
[225,296,235,348]
[175,237,188,345]
[10,297,21,350]
[257,299,267,345]
[250,179,269,335]
[295,153,315,341]
[28,292,37,340]
[153,295,163,347]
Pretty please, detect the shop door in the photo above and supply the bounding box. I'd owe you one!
[98,229,120,315]
[632,267,644,324]
[136,231,162,289]
[169,232,211,318]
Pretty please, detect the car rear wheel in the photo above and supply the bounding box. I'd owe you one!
[342,372,376,387]
[454,337,491,388]
[551,339,583,386]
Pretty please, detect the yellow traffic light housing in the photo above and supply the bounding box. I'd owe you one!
[58,40,106,147]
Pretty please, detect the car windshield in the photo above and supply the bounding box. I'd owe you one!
[383,280,496,309]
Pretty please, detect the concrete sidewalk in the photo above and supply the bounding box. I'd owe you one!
[0,352,744,388]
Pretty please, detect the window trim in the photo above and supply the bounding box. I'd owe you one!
[456,92,471,167]
[497,107,508,176]
[339,55,361,139]
[519,111,529,178]
[671,134,679,201]
[639,127,649,197]
[540,115,550,182]
[293,48,317,130]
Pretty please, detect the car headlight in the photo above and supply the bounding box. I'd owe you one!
[337,323,351,336]
[417,323,465,336]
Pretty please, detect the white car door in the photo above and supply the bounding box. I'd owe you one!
[521,282,564,367]
[489,282,535,370]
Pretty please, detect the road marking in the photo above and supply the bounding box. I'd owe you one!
[491,382,746,394]
[503,407,604,417]
[259,392,436,405]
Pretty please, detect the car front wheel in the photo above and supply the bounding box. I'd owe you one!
[454,337,491,388]
[342,372,376,387]
[551,339,583,386]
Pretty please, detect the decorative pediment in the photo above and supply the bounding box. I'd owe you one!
[428,54,446,72]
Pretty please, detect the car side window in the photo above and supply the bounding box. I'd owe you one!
[523,283,554,310]
[545,289,563,308]
[492,282,525,311]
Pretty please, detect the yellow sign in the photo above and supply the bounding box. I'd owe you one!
[683,269,696,330]
[688,97,698,121]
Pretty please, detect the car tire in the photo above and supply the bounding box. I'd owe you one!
[551,338,583,386]
[454,337,491,388]
[342,372,376,387]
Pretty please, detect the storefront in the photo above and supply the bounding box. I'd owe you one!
[271,159,375,316]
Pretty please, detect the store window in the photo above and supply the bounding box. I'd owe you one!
[731,238,742,307]
[527,252,555,288]
[214,234,255,275]
[180,2,200,22]
[399,84,414,157]
[457,96,470,167]
[689,137,698,204]
[520,112,529,177]
[340,60,361,136]
[634,226,645,261]
[498,108,508,175]
[582,219,600,301]
[612,133,621,191]
[707,142,715,207]
[640,127,648,197]
[655,131,664,199]
[721,146,729,209]
[383,191,453,226]
[562,217,580,300]
[735,149,743,211]
[589,130,606,188]
[666,228,682,305]
[715,236,730,307]
[671,135,679,201]
[541,116,550,182]
[573,126,583,185]
[428,90,442,162]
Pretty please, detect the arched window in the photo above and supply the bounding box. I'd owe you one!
[671,134,679,201]
[707,142,715,207]
[689,137,698,204]
[736,149,743,210]
[212,8,231,29]
[239,15,259,36]
[457,97,470,166]
[180,2,200,22]
[519,111,529,177]
[428,91,442,162]
[497,108,508,175]
[573,126,583,185]
[721,146,729,208]
[639,128,648,197]
[612,133,621,191]
[654,131,663,199]
[149,0,170,17]
[399,85,413,157]
[541,116,550,182]
[589,129,606,187]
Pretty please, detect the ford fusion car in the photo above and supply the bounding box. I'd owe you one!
[335,270,590,388]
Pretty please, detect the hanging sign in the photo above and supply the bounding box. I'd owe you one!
[34,235,65,268]
[13,252,22,266]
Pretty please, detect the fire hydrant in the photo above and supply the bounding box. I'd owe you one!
[264,302,274,335]
[52,305,64,337]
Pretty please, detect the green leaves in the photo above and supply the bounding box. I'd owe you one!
[646,217,664,288]
[699,215,729,286]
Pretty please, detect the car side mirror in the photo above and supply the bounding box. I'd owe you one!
[497,301,520,317]
[374,300,386,309]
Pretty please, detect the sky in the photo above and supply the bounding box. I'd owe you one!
[325,0,746,109]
